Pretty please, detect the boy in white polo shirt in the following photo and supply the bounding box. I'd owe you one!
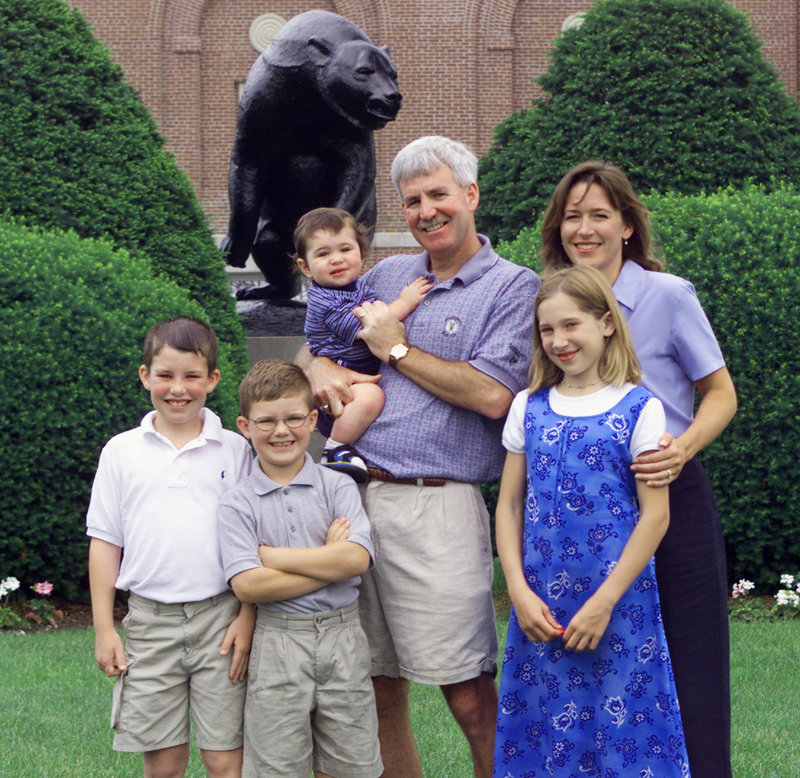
[217,360,382,778]
[87,317,254,778]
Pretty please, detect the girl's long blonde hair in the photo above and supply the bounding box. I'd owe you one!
[529,265,642,393]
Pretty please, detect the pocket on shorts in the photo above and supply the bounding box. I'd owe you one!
[121,602,144,639]
[248,625,288,693]
[465,483,492,558]
[341,622,373,698]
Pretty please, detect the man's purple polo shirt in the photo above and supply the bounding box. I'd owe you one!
[356,236,539,482]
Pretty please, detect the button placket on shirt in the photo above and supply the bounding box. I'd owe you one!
[282,487,296,533]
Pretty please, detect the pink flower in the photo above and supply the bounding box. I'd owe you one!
[33,581,53,596]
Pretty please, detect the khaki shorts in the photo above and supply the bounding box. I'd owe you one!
[112,591,245,753]
[243,603,382,778]
[359,480,498,685]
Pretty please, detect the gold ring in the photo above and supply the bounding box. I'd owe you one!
[666,469,673,479]
[319,403,331,415]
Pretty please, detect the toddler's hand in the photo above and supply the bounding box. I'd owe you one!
[326,517,350,544]
[399,276,433,309]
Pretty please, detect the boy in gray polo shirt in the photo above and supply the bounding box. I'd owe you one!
[218,360,381,778]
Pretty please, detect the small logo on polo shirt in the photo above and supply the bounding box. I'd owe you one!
[221,470,225,479]
[508,344,525,364]
[443,317,461,335]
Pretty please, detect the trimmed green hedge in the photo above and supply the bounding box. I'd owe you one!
[648,186,800,589]
[477,0,800,242]
[0,221,242,600]
[0,0,244,365]
[495,186,800,590]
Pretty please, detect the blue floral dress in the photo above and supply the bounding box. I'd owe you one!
[493,387,690,777]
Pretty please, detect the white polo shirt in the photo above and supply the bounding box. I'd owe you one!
[87,409,253,602]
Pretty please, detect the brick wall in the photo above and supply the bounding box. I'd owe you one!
[68,0,799,245]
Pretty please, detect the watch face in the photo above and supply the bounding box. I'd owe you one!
[389,343,409,366]
[390,344,409,359]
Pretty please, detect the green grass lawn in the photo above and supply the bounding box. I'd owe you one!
[1,619,798,776]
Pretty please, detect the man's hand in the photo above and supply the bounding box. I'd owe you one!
[304,354,380,419]
[353,300,407,363]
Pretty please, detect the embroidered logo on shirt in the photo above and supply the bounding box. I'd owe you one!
[443,317,461,335]
[508,344,525,364]
[221,470,225,479]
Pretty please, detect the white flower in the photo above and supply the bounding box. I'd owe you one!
[780,573,795,587]
[0,576,20,597]
[776,590,800,608]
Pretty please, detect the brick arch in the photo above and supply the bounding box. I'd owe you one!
[330,0,370,30]
[472,0,592,150]
[473,0,520,151]
[156,0,394,51]
[164,0,206,50]
[478,0,518,49]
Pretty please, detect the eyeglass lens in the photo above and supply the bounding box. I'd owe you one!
[253,414,308,431]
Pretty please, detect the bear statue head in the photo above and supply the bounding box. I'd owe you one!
[309,37,402,131]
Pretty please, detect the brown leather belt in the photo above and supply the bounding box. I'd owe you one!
[367,467,446,487]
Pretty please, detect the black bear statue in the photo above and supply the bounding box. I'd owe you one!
[222,10,402,300]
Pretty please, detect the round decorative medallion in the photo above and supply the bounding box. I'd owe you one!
[249,13,287,52]
[561,13,586,32]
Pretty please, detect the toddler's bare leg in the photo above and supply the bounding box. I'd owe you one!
[330,382,385,443]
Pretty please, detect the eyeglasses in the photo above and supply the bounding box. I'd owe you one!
[249,413,311,432]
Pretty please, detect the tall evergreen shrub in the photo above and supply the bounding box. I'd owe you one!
[477,0,800,242]
[0,221,242,599]
[495,186,800,590]
[0,0,244,361]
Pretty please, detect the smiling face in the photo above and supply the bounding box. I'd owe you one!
[138,345,220,441]
[537,291,615,390]
[237,395,317,484]
[559,182,634,284]
[399,165,481,272]
[296,227,363,288]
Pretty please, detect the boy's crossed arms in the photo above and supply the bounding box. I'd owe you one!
[229,517,369,603]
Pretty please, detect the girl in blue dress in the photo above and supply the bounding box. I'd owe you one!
[493,265,690,777]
